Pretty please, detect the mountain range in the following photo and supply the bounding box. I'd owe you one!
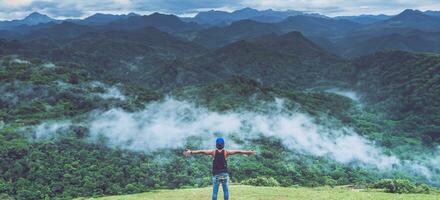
[0,8,439,92]
[181,7,325,25]
[2,8,439,57]
[0,12,57,30]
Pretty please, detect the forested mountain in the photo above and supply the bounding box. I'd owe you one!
[1,27,346,90]
[339,31,440,57]
[375,9,440,31]
[0,7,439,200]
[183,7,324,25]
[425,10,440,17]
[2,8,440,57]
[19,22,98,41]
[192,20,282,48]
[335,14,391,24]
[79,13,139,25]
[0,27,204,85]
[276,15,361,38]
[353,51,440,142]
[0,12,56,30]
[0,12,201,40]
[336,10,440,55]
[0,60,372,198]
[348,9,440,38]
[104,13,201,33]
[144,31,351,90]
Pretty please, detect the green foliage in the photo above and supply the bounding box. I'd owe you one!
[0,194,14,200]
[0,58,89,85]
[0,126,389,199]
[354,51,440,143]
[176,75,354,122]
[0,179,9,193]
[241,177,280,187]
[0,135,155,199]
[372,179,436,194]
[1,49,440,199]
[0,57,160,125]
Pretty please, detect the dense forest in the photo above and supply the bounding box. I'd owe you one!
[1,54,439,199]
[0,7,439,200]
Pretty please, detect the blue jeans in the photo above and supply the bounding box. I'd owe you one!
[212,172,229,200]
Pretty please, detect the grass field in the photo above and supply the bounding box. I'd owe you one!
[77,185,440,200]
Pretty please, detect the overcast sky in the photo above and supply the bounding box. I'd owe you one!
[1,0,440,20]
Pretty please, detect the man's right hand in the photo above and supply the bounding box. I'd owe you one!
[183,149,191,157]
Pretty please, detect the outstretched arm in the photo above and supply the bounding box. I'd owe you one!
[183,149,213,157]
[227,150,256,156]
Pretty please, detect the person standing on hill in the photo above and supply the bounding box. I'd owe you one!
[184,137,256,200]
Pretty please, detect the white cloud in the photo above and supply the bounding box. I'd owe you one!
[0,0,133,19]
[33,121,72,139]
[89,82,127,100]
[86,97,399,170]
[2,0,32,7]
[32,97,440,182]
[11,58,30,64]
[88,98,242,151]
[325,88,360,102]
[98,86,126,100]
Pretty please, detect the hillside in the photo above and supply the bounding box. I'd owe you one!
[3,9,440,58]
[276,15,361,38]
[0,27,205,85]
[186,7,308,25]
[192,19,281,48]
[104,12,201,33]
[340,31,440,57]
[76,185,440,200]
[353,51,440,142]
[1,34,440,200]
[150,31,351,90]
[375,9,440,32]
[0,12,56,30]
[2,55,439,199]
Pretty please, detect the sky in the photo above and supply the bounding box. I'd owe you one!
[0,0,440,20]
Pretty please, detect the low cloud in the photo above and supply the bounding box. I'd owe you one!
[87,98,398,169]
[31,97,440,184]
[33,121,72,139]
[325,88,360,102]
[88,98,241,151]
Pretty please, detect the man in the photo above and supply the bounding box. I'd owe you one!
[184,137,256,200]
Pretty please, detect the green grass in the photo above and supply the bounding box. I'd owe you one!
[77,185,440,200]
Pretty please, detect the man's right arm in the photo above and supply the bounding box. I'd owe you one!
[226,150,256,156]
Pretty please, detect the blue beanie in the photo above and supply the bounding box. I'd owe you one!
[216,137,225,149]
[216,137,224,144]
